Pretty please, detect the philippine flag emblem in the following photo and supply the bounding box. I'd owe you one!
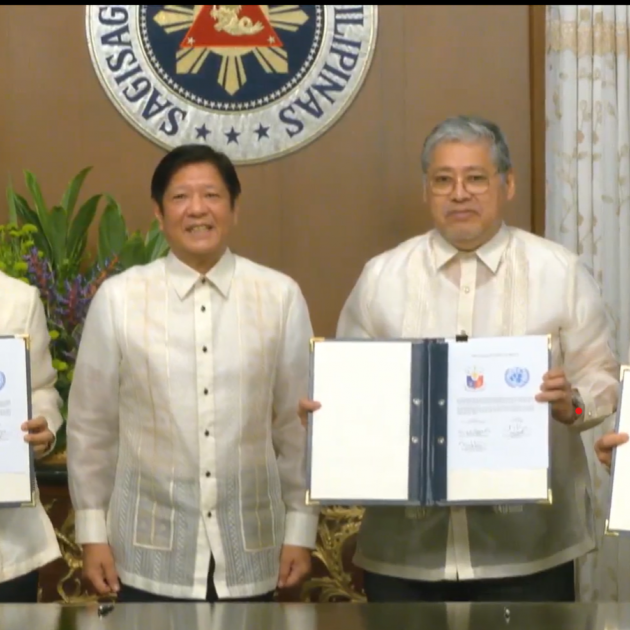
[466,368,485,391]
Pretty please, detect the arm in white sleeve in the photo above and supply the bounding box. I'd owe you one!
[66,281,121,544]
[271,282,320,549]
[26,287,63,454]
[562,260,619,432]
[336,261,378,338]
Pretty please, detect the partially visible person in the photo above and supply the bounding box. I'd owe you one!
[66,144,319,603]
[0,271,63,602]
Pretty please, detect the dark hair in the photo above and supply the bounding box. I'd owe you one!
[151,144,242,210]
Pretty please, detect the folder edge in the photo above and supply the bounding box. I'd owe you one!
[0,334,35,508]
[604,364,630,536]
[309,337,326,353]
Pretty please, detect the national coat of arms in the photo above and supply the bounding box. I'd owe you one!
[86,5,378,163]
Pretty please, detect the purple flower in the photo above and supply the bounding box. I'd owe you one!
[25,248,55,305]
[22,251,121,385]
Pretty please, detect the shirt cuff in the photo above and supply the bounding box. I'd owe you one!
[74,509,109,545]
[283,511,320,549]
[568,388,614,432]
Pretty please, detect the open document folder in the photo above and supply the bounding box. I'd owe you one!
[306,334,552,506]
[0,335,35,507]
[606,366,630,536]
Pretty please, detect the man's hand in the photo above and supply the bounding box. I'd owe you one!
[82,543,120,595]
[277,544,312,589]
[595,431,629,470]
[22,416,54,459]
[535,368,576,424]
[298,399,321,428]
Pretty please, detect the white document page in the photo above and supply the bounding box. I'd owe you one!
[608,369,630,533]
[309,340,412,502]
[0,336,33,505]
[446,335,550,503]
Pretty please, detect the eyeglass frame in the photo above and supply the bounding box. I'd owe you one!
[425,169,505,196]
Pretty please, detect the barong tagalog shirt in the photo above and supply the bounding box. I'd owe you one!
[0,271,62,583]
[338,224,618,581]
[66,250,319,599]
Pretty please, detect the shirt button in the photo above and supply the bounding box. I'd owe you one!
[202,346,207,353]
[206,471,211,478]
[204,388,209,395]
[205,430,210,437]
[201,278,207,284]
[201,306,206,312]
[207,511,212,518]
[463,286,470,293]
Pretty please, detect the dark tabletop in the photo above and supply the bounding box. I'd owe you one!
[0,602,627,630]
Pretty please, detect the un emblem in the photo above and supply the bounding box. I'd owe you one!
[0,372,5,392]
[504,367,530,388]
[86,6,378,164]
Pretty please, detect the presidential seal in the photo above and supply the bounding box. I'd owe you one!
[86,5,378,164]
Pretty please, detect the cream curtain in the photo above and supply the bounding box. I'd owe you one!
[546,4,630,600]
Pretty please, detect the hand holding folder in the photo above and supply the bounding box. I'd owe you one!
[299,398,320,428]
[305,334,552,507]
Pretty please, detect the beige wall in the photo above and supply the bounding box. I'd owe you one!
[0,5,536,336]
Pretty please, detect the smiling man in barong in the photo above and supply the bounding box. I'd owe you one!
[66,144,319,603]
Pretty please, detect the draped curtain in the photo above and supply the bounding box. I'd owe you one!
[546,4,630,600]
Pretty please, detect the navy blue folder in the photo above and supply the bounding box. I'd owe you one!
[305,335,552,508]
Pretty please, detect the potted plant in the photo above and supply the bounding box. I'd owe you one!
[1,167,169,458]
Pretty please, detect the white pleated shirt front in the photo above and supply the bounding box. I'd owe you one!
[338,224,619,581]
[66,250,319,599]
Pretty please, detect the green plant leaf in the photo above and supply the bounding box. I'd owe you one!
[145,231,162,261]
[1,166,169,455]
[22,171,55,263]
[144,218,162,243]
[118,232,147,269]
[24,170,51,236]
[97,196,128,265]
[61,166,93,221]
[6,179,18,224]
[145,224,169,261]
[47,206,68,268]
[12,193,51,260]
[12,192,38,227]
[67,193,101,265]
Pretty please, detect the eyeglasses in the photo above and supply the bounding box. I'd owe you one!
[428,172,497,196]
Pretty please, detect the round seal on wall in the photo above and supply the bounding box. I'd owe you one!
[86,5,379,164]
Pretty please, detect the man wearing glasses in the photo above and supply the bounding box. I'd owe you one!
[300,115,618,602]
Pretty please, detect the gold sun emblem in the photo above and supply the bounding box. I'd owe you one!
[152,5,310,96]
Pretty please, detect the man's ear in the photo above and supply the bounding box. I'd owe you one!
[153,201,164,229]
[505,170,516,201]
